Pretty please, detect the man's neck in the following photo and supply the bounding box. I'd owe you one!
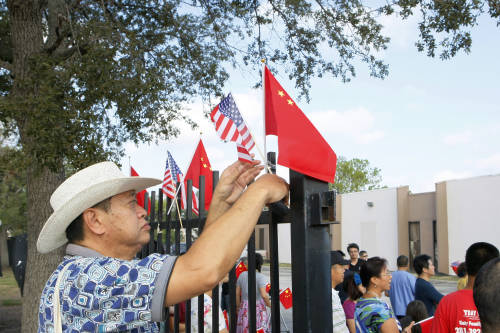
[351,258,358,265]
[398,267,409,271]
[418,273,431,281]
[76,240,137,260]
[464,275,475,290]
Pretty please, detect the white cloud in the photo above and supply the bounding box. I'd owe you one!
[443,130,473,145]
[309,107,385,144]
[476,153,500,169]
[433,170,472,183]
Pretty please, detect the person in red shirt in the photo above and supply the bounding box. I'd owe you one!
[431,242,499,333]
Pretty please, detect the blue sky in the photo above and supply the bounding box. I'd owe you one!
[122,12,500,194]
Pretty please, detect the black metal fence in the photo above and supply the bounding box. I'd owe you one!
[139,152,336,333]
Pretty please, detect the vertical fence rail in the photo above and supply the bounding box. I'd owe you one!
[267,152,282,333]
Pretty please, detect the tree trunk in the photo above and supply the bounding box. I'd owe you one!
[22,166,65,333]
[6,1,66,331]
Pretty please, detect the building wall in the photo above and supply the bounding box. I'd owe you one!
[330,194,342,250]
[444,175,500,274]
[277,223,292,264]
[341,188,399,270]
[435,182,450,274]
[397,186,410,258]
[408,192,436,263]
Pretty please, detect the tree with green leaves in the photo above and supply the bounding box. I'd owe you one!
[331,156,384,194]
[0,145,27,235]
[0,0,498,330]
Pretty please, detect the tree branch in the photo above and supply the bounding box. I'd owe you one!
[0,60,12,72]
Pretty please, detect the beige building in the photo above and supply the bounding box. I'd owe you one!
[255,173,500,274]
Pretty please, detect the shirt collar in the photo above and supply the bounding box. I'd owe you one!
[66,243,105,258]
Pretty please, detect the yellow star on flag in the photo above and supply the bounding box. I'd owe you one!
[201,157,204,161]
[287,99,293,105]
[203,163,207,168]
[278,90,285,97]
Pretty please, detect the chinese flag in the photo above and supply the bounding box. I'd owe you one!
[417,316,433,333]
[130,166,151,214]
[279,287,293,309]
[257,329,265,333]
[265,283,271,294]
[264,66,337,183]
[185,139,213,211]
[235,261,247,279]
[222,310,229,330]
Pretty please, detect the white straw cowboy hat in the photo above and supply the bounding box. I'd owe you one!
[37,161,161,254]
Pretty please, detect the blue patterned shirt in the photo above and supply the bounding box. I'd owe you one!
[38,244,177,332]
[355,297,401,333]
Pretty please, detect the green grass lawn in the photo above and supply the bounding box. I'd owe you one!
[0,268,22,306]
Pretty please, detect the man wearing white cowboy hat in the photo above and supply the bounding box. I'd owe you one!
[37,159,288,332]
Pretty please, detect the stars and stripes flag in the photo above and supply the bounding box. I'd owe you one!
[162,151,199,215]
[210,93,255,163]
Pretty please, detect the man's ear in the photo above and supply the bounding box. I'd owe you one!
[82,208,106,236]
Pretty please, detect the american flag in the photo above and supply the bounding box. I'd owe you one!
[210,93,255,163]
[162,151,199,215]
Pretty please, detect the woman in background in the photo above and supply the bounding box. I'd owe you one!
[355,257,409,332]
[343,273,365,333]
[236,253,271,333]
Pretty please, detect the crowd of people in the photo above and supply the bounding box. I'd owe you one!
[330,242,499,333]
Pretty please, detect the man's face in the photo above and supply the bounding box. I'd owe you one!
[360,252,368,261]
[348,247,359,260]
[331,264,345,286]
[101,190,150,251]
[424,259,435,276]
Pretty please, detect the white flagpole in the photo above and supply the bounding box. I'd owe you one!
[261,59,268,173]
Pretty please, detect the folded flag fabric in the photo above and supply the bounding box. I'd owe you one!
[265,283,271,294]
[130,166,151,214]
[415,316,433,333]
[235,261,248,279]
[279,287,293,309]
[257,328,265,333]
[211,93,255,163]
[162,151,199,215]
[185,139,213,211]
[264,65,337,183]
[223,310,229,330]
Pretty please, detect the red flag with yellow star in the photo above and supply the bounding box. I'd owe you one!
[264,66,337,183]
[235,261,248,279]
[279,287,293,309]
[185,139,213,211]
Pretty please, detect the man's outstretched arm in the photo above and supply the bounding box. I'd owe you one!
[165,163,288,306]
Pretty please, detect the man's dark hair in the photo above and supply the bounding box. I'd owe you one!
[465,242,499,276]
[359,256,387,288]
[360,250,367,256]
[255,253,264,272]
[457,262,467,278]
[347,243,359,252]
[397,255,409,267]
[473,258,500,333]
[413,254,432,275]
[66,198,112,243]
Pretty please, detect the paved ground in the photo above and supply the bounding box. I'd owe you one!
[260,266,458,333]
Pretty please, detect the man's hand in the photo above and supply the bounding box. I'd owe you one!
[250,173,289,204]
[214,159,264,205]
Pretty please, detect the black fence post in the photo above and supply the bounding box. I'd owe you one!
[267,152,282,332]
[290,170,333,333]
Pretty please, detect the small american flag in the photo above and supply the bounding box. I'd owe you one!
[162,151,199,215]
[211,93,255,163]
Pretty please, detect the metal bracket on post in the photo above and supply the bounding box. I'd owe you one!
[309,190,337,226]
